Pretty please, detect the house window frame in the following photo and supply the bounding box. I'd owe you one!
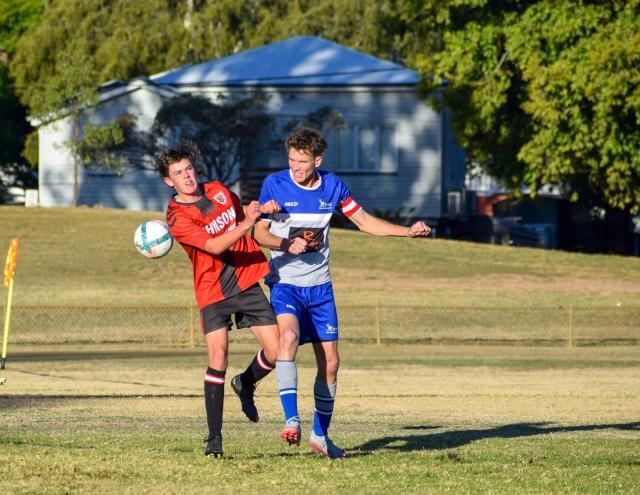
[334,125,398,174]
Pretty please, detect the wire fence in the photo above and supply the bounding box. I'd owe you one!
[3,303,639,347]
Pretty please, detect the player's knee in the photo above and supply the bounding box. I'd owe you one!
[207,347,228,368]
[279,327,299,352]
[325,354,340,376]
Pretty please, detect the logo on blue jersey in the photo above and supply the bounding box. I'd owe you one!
[318,199,333,210]
[284,201,299,207]
[326,324,338,334]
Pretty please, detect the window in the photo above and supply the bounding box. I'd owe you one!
[335,125,397,173]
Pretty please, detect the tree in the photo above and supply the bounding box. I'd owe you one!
[0,64,29,169]
[29,50,100,206]
[513,2,640,211]
[6,0,415,206]
[11,0,187,112]
[150,93,273,185]
[0,0,44,192]
[71,114,148,172]
[0,0,44,55]
[401,0,640,213]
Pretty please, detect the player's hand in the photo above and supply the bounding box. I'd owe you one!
[281,237,308,254]
[242,200,262,225]
[260,200,281,215]
[407,221,431,238]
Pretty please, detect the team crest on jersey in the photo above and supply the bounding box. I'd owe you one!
[213,192,227,205]
[318,199,333,210]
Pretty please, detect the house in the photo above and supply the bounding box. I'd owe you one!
[36,36,466,222]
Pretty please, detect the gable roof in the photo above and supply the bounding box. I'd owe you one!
[31,77,178,127]
[151,36,419,87]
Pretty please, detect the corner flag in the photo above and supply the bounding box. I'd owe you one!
[2,238,19,369]
[4,238,19,287]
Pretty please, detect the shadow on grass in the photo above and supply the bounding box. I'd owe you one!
[356,422,640,454]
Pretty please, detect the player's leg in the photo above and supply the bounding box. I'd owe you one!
[200,302,232,458]
[269,283,304,445]
[276,313,302,445]
[312,340,339,432]
[306,282,347,458]
[229,284,279,422]
[230,323,277,422]
[203,326,229,458]
[309,340,346,458]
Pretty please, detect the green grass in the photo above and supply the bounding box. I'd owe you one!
[1,205,639,492]
[1,205,639,307]
[2,205,639,346]
[1,344,639,494]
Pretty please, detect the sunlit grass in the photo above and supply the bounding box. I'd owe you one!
[1,206,639,308]
[1,344,639,494]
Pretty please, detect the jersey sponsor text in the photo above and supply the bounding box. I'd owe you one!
[204,207,237,235]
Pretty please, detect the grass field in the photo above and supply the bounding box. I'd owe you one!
[1,206,639,308]
[1,205,640,493]
[2,344,639,494]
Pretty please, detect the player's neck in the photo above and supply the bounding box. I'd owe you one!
[175,185,203,203]
[298,171,320,189]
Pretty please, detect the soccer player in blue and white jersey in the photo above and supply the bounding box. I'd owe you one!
[254,127,431,458]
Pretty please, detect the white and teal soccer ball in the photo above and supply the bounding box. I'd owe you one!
[134,220,174,259]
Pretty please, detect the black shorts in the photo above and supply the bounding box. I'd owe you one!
[200,283,277,334]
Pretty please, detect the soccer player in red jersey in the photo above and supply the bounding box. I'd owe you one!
[157,142,281,458]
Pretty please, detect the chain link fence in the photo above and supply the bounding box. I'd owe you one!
[3,303,639,347]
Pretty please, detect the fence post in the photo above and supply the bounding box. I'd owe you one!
[568,306,574,348]
[189,302,195,348]
[375,297,381,346]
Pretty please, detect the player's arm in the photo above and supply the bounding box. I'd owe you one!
[240,199,281,218]
[349,209,431,238]
[253,220,308,254]
[203,201,262,255]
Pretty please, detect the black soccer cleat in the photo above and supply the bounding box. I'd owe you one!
[231,374,259,423]
[204,434,223,458]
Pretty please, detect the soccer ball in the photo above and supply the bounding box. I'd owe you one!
[134,220,173,259]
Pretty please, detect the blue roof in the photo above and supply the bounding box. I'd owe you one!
[151,36,419,86]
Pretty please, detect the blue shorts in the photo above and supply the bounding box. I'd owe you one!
[269,282,338,345]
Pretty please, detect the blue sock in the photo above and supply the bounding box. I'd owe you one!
[276,360,299,424]
[312,378,336,436]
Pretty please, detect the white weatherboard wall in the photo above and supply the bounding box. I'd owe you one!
[38,116,76,208]
[39,84,460,217]
[36,37,465,217]
[191,85,446,219]
[38,86,174,211]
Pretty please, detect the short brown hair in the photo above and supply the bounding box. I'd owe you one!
[284,127,327,158]
[155,141,198,177]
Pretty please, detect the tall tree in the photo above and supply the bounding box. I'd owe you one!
[0,0,43,54]
[150,93,273,185]
[0,0,44,187]
[30,50,100,206]
[401,0,640,213]
[10,0,187,112]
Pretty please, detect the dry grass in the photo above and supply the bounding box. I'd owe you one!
[3,344,639,426]
[2,207,640,492]
[2,344,639,493]
[2,206,640,308]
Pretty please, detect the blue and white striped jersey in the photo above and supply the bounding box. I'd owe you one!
[259,169,361,287]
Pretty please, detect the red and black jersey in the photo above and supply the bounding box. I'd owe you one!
[165,181,270,309]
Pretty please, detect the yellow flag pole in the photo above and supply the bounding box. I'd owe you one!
[1,277,14,369]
